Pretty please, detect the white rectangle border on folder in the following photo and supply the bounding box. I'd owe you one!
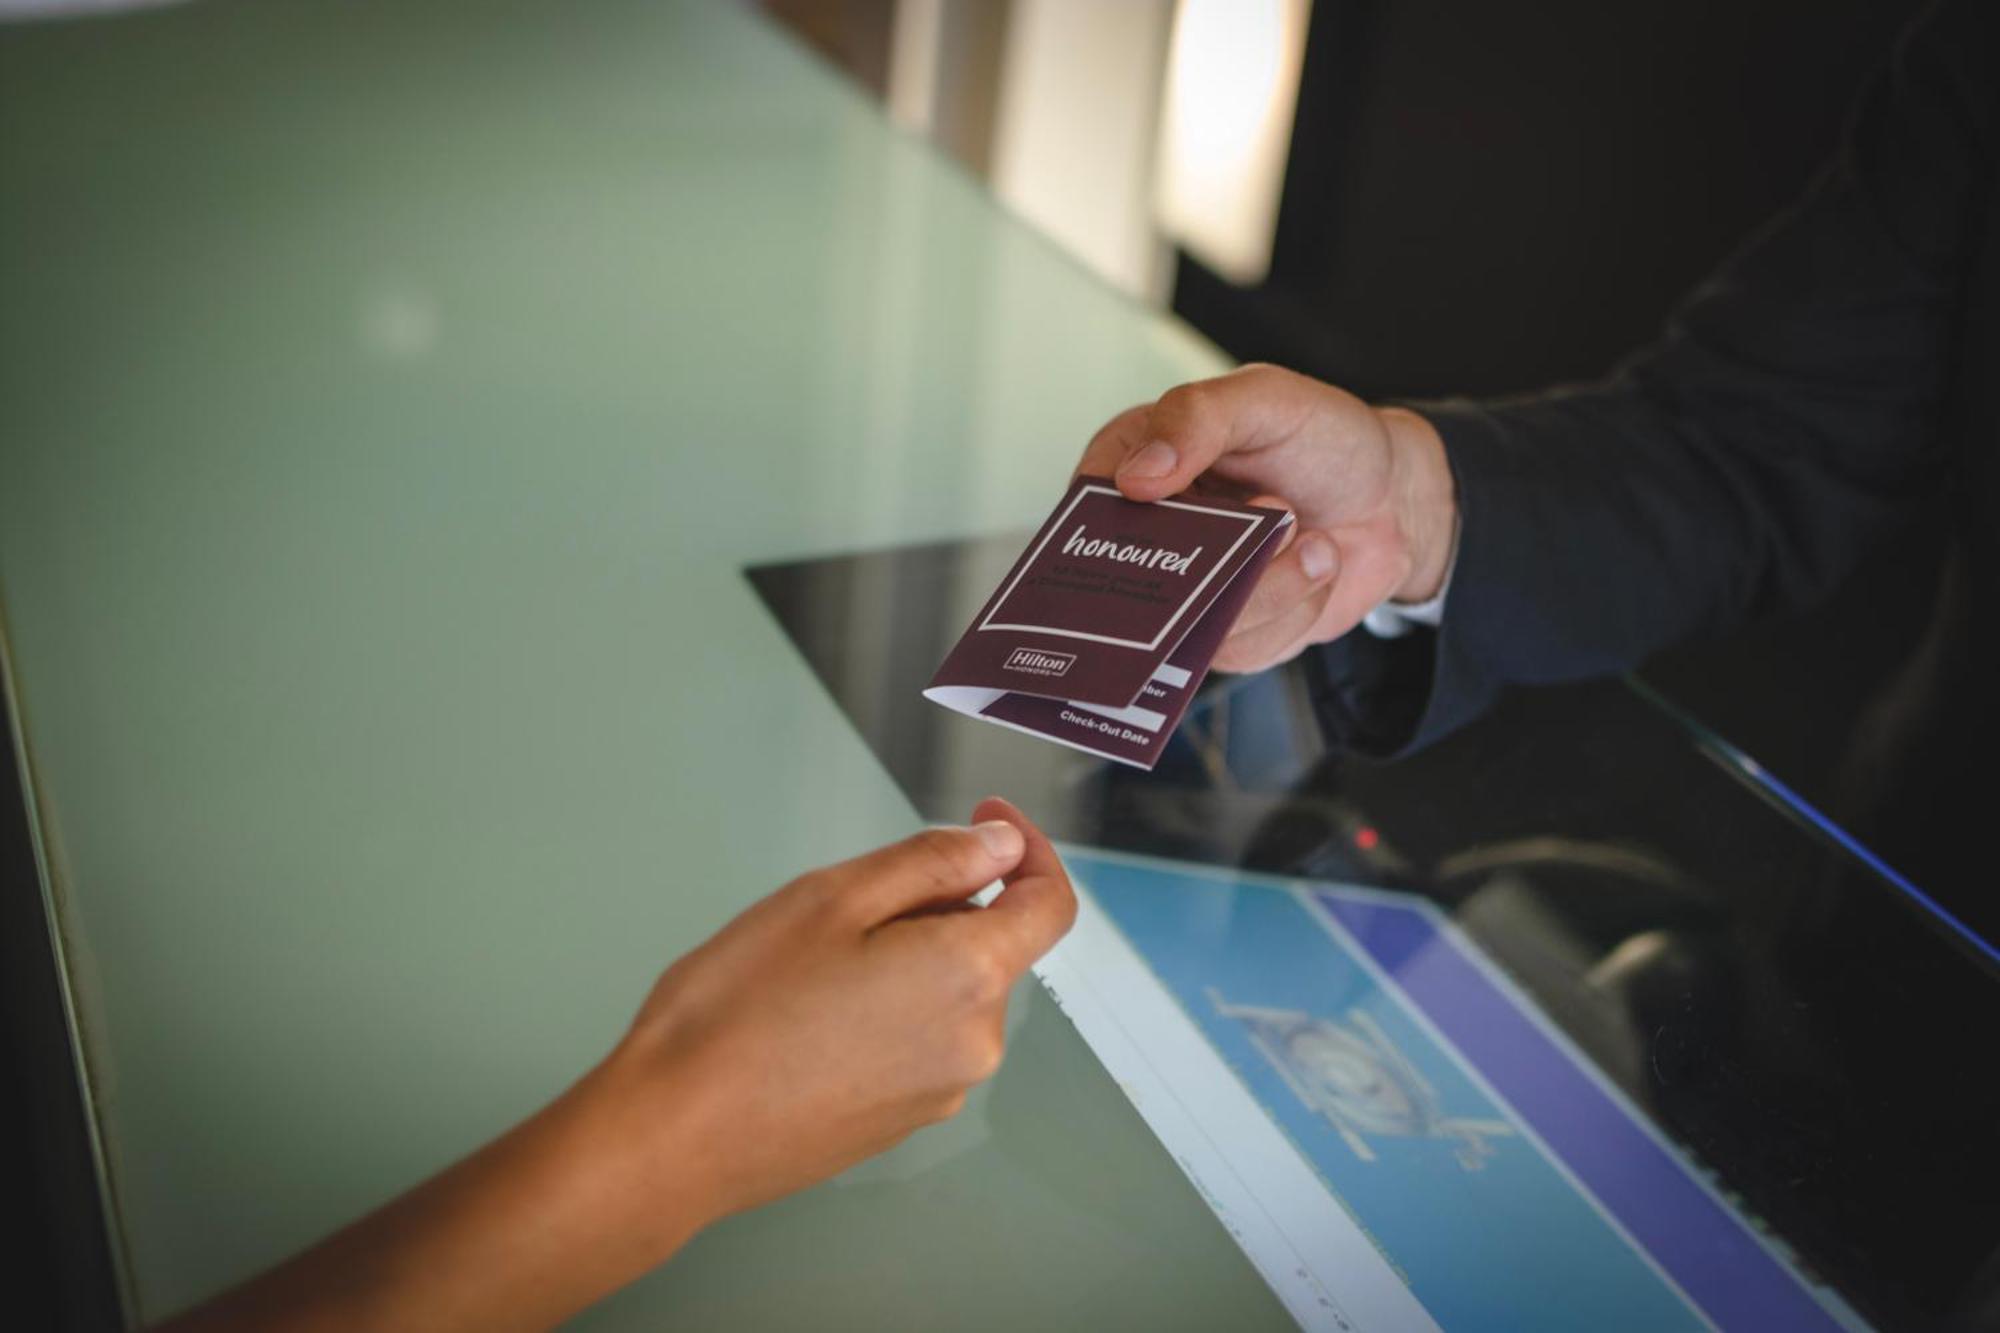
[977,485,1265,651]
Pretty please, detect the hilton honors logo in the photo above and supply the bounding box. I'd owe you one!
[1003,647,1077,679]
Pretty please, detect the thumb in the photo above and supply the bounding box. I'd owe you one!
[1112,364,1329,502]
[827,823,1028,926]
[959,797,1078,975]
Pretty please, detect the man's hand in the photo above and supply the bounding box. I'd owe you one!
[608,796,1077,1222]
[1077,365,1458,673]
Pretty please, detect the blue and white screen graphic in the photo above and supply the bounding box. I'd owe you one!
[1043,848,1864,1333]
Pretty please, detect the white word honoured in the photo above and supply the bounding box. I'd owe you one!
[1061,524,1203,575]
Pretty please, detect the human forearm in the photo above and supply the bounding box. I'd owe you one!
[158,1054,713,1333]
[156,808,1077,1333]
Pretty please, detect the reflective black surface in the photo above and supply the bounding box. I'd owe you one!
[1,693,123,1330]
[750,534,2000,1332]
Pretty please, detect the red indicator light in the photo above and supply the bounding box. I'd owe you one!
[1354,826,1380,851]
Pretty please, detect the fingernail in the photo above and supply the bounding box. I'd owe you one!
[973,820,1025,860]
[1298,532,1337,581]
[1119,441,1177,480]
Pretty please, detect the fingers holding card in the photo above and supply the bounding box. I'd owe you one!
[924,477,1292,769]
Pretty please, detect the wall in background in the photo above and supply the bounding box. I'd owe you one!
[769,0,1179,302]
[987,0,1174,301]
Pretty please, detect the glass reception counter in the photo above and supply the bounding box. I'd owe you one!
[2,2,1995,1329]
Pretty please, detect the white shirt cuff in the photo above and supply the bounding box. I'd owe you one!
[1362,589,1446,638]
[1360,518,1459,639]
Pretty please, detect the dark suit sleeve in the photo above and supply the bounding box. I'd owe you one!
[1307,0,1994,755]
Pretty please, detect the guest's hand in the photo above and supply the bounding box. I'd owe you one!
[160,799,1076,1333]
[607,796,1076,1220]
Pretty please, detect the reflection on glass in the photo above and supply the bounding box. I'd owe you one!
[748,534,2000,1332]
